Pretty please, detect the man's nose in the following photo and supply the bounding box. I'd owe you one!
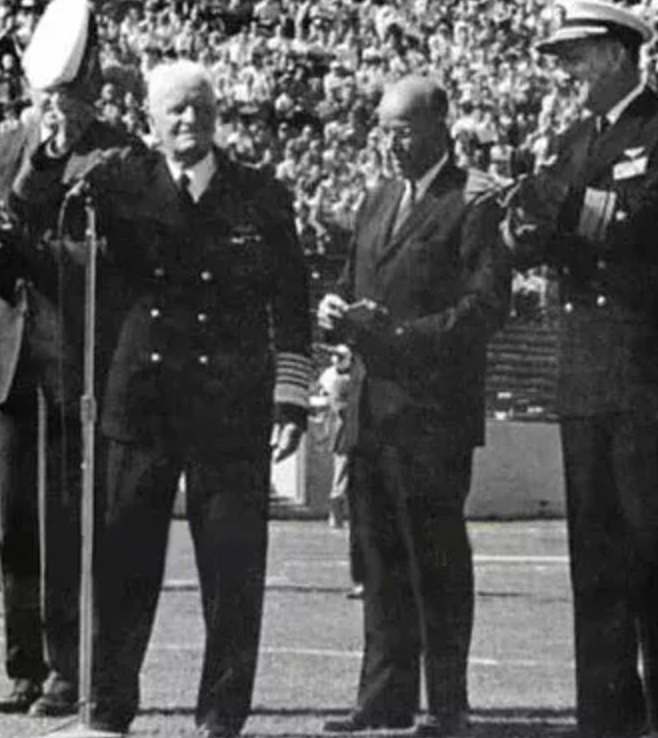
[181,104,197,123]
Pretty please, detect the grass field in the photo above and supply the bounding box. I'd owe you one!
[0,520,576,738]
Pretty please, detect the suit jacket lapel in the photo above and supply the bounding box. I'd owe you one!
[372,179,405,262]
[376,162,462,268]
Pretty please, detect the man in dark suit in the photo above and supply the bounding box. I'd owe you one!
[11,58,312,738]
[0,0,138,717]
[502,2,658,736]
[318,76,510,738]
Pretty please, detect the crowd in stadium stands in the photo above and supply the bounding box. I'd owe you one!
[0,0,656,315]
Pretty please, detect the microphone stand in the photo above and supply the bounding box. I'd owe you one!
[79,191,98,731]
[38,188,121,738]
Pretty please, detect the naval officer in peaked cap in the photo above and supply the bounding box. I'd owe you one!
[0,0,140,718]
[502,2,658,736]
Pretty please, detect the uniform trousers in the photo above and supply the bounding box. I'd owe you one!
[561,414,658,737]
[93,437,272,732]
[0,387,81,688]
[351,436,474,721]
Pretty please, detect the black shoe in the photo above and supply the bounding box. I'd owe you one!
[0,679,42,714]
[88,715,129,736]
[346,584,365,600]
[28,674,77,717]
[413,712,469,738]
[197,723,241,738]
[324,712,414,732]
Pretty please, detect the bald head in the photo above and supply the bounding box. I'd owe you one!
[378,76,448,125]
[148,61,217,167]
[378,76,449,180]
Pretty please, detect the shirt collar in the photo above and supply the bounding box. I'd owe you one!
[413,152,449,202]
[167,150,216,202]
[605,81,645,126]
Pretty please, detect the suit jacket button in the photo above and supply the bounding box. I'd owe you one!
[597,260,607,270]
[564,302,574,314]
[200,270,213,282]
[154,267,165,278]
[596,295,607,307]
[615,210,627,222]
[150,307,162,319]
[198,355,209,366]
[197,312,209,323]
[150,352,162,363]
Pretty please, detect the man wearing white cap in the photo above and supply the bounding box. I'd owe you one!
[0,0,140,718]
[503,2,658,736]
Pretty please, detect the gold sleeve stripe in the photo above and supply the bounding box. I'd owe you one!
[275,352,312,408]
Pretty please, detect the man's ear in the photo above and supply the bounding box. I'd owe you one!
[146,113,159,144]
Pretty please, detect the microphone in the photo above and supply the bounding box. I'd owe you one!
[63,149,116,202]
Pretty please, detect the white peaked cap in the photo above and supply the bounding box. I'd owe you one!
[23,0,92,91]
[537,0,653,52]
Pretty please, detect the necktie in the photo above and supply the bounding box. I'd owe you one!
[393,179,416,233]
[178,172,195,210]
[587,116,610,158]
[597,116,610,136]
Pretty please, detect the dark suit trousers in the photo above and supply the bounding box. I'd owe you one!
[351,438,474,720]
[0,389,81,686]
[93,439,271,732]
[561,415,658,736]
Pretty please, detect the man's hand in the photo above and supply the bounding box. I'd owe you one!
[37,90,96,158]
[270,421,304,464]
[318,293,349,331]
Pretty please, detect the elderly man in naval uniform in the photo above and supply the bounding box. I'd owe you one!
[10,54,312,736]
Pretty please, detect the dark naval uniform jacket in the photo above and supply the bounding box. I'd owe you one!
[12,144,312,455]
[0,117,137,412]
[509,86,658,418]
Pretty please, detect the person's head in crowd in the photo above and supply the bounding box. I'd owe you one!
[377,75,450,182]
[100,81,117,103]
[536,0,652,115]
[1,52,16,74]
[147,60,217,167]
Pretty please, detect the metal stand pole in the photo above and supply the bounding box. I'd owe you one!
[35,195,121,738]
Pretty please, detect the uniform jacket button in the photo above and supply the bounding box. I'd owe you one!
[596,295,607,307]
[198,355,209,365]
[200,270,213,282]
[150,352,162,363]
[597,260,607,270]
[150,307,162,318]
[154,267,165,278]
[197,312,209,323]
[564,302,574,314]
[615,210,628,221]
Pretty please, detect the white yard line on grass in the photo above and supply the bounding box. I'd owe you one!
[150,643,564,668]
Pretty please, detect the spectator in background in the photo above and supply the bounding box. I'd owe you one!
[318,345,353,529]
